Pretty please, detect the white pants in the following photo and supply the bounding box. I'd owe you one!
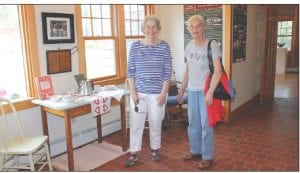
[129,92,166,153]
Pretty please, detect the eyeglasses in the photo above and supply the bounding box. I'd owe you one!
[134,98,146,112]
[134,105,139,112]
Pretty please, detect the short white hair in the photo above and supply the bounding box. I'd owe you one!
[141,15,161,32]
[187,14,206,28]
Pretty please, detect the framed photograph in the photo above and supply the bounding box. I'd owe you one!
[41,12,75,44]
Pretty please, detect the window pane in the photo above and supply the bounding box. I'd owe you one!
[138,21,143,35]
[102,19,111,36]
[124,5,130,19]
[92,19,102,36]
[284,28,288,35]
[124,5,145,36]
[82,18,92,36]
[81,5,90,17]
[0,5,27,97]
[277,20,292,50]
[287,21,292,28]
[282,21,287,27]
[85,40,116,79]
[131,21,139,35]
[287,27,292,35]
[278,28,284,35]
[101,5,110,18]
[131,7,138,20]
[125,20,131,35]
[138,5,145,19]
[91,5,101,17]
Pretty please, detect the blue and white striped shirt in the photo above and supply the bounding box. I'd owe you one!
[127,40,172,94]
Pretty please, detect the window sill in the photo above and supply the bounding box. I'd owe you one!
[92,76,126,86]
[0,97,38,114]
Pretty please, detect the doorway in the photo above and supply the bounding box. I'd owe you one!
[274,5,299,98]
[260,4,299,102]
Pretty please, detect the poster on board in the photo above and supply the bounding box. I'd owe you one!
[233,5,247,63]
[184,5,223,49]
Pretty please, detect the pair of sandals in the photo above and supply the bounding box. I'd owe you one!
[182,153,213,169]
[125,151,161,166]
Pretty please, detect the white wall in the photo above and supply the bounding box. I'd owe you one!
[34,5,79,94]
[231,5,263,110]
[155,5,185,81]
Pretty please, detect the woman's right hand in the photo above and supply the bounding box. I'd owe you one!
[177,92,184,104]
[131,90,139,105]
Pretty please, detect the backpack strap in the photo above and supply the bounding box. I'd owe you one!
[207,39,216,74]
[207,39,225,75]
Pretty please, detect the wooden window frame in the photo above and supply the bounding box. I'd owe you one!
[124,5,145,37]
[277,21,293,36]
[75,5,154,86]
[1,5,41,113]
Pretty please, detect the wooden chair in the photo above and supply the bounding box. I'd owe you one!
[163,73,188,128]
[0,98,53,171]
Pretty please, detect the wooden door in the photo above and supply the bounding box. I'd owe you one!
[260,5,278,103]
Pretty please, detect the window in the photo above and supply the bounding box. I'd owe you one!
[124,5,145,36]
[0,5,27,97]
[80,5,116,79]
[124,5,146,60]
[75,5,152,85]
[277,21,293,50]
[0,5,40,111]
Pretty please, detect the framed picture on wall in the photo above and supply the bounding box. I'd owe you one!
[46,49,72,74]
[232,5,247,63]
[41,12,75,44]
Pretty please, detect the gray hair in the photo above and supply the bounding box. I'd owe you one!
[187,14,206,28]
[141,15,161,32]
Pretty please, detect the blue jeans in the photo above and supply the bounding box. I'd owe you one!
[187,89,214,160]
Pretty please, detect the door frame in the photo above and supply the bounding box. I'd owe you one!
[260,5,279,104]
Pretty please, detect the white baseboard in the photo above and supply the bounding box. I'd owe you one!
[50,119,121,157]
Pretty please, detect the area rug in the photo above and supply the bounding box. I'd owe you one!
[52,141,127,171]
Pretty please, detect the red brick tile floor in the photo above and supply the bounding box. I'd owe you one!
[94,96,298,171]
[93,73,299,171]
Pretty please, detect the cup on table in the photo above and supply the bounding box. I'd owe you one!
[68,88,76,95]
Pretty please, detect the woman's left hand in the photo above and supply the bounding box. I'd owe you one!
[156,93,167,106]
[205,92,213,106]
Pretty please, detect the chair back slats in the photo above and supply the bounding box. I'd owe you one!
[0,98,25,149]
[124,78,130,107]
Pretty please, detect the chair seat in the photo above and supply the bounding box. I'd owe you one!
[0,136,48,154]
[167,95,188,106]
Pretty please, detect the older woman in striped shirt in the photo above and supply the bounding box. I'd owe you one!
[126,15,172,166]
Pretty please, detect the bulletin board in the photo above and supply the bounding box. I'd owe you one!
[232,5,247,63]
[184,5,223,48]
[46,49,72,74]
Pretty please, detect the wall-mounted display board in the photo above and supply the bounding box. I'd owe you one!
[46,49,72,74]
[233,5,247,63]
[184,5,223,48]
